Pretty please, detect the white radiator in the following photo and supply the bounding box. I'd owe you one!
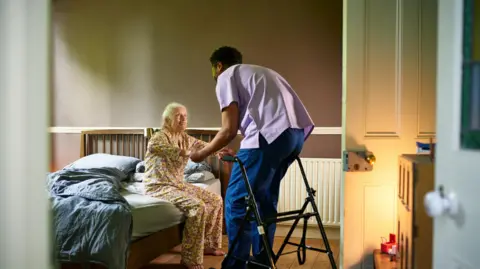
[277,158,342,227]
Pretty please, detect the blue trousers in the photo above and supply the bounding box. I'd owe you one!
[222,128,305,269]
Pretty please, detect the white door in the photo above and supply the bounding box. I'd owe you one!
[431,0,480,268]
[342,0,438,268]
[0,0,53,268]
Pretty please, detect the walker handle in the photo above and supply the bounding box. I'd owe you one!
[221,156,237,162]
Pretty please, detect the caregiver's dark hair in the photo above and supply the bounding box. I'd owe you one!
[209,46,243,67]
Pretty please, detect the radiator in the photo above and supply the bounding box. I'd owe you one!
[277,158,342,227]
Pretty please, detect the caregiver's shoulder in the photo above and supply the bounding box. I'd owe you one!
[233,64,283,78]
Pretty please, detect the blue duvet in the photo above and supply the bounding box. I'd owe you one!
[46,167,132,269]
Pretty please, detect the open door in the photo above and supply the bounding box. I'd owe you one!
[428,0,480,268]
[342,0,438,268]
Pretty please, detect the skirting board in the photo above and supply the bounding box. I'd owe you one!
[276,224,340,240]
[48,126,342,135]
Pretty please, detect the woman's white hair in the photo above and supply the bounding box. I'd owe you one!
[162,102,186,127]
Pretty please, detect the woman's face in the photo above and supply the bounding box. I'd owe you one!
[170,106,188,132]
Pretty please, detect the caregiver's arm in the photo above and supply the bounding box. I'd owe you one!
[199,102,239,156]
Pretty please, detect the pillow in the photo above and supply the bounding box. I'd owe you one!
[129,172,145,182]
[184,171,215,183]
[121,181,145,195]
[136,161,145,173]
[184,159,212,175]
[65,153,142,175]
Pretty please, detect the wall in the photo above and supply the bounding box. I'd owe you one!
[51,0,343,169]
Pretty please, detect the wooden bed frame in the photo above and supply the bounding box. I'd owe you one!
[61,128,233,269]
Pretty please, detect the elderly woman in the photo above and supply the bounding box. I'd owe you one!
[143,102,225,269]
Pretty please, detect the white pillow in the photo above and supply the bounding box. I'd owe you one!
[184,171,215,183]
[64,153,141,175]
[129,172,145,182]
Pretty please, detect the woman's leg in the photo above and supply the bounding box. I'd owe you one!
[147,186,206,268]
[182,203,207,267]
[185,184,224,255]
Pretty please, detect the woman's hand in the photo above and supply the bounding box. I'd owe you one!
[217,148,236,160]
[178,140,191,157]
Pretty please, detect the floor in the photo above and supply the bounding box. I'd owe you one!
[143,236,340,269]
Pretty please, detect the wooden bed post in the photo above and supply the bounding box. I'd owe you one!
[80,132,86,157]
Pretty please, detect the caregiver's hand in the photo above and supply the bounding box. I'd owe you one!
[189,148,207,163]
[217,148,236,160]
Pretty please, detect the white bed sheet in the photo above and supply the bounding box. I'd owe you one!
[122,178,222,241]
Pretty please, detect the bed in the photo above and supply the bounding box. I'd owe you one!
[122,178,222,241]
[58,128,233,269]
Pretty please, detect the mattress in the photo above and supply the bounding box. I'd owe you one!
[121,178,222,241]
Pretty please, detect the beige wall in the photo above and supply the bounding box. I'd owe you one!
[51,0,343,169]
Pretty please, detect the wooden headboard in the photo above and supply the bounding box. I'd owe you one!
[80,129,150,159]
[79,128,233,199]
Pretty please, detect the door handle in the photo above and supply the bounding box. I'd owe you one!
[342,150,375,172]
[423,185,459,218]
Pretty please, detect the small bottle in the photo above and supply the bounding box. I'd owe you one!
[390,245,397,262]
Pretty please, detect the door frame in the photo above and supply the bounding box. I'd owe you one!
[340,1,349,268]
[0,1,53,268]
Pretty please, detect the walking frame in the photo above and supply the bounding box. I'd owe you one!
[221,155,337,269]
